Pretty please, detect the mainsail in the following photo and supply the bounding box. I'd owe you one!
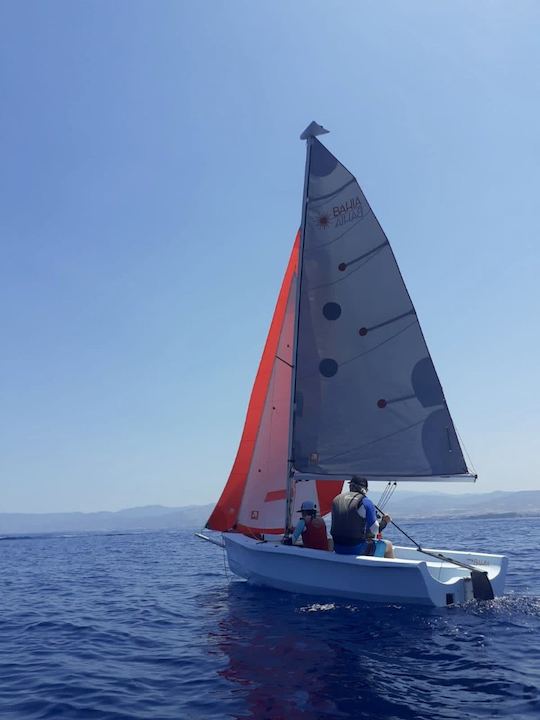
[207,234,342,534]
[291,137,474,482]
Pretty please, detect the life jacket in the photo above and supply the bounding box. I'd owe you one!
[301,516,329,551]
[330,492,368,546]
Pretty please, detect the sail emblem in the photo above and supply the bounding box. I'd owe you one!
[312,196,364,233]
[332,196,364,227]
[317,212,331,229]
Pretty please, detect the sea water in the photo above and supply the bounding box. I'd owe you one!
[0,517,538,720]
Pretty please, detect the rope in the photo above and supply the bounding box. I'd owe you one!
[379,481,397,511]
[378,482,392,508]
[455,424,478,477]
[367,492,488,574]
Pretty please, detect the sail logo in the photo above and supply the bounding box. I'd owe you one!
[316,196,363,230]
[317,213,331,229]
[333,196,363,226]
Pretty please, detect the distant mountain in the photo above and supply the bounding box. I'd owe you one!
[392,490,540,519]
[0,504,215,535]
[1,491,539,535]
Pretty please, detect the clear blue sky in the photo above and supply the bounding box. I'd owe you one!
[1,1,538,513]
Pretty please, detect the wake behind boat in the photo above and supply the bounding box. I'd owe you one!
[197,122,508,607]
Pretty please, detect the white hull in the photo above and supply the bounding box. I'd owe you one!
[222,533,507,607]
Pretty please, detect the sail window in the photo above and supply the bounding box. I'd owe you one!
[322,302,342,320]
[319,359,338,378]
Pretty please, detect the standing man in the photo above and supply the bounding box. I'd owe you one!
[331,477,394,558]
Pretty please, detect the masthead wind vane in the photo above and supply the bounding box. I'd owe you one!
[300,121,330,140]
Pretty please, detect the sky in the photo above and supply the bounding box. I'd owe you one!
[1,1,539,513]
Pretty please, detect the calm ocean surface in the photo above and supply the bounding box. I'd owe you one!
[1,517,539,720]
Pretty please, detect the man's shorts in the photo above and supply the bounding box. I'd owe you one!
[334,539,389,557]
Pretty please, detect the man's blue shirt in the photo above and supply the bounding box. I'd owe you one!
[361,495,378,531]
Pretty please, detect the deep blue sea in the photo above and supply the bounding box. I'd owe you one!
[1,517,539,720]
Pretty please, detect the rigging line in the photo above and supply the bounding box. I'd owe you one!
[363,492,423,549]
[381,482,397,510]
[367,489,494,601]
[379,482,397,511]
[379,488,390,511]
[368,493,475,569]
[455,424,477,476]
[378,482,392,508]
[378,484,391,507]
[275,355,293,368]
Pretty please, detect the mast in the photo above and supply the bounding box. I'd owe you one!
[284,122,329,535]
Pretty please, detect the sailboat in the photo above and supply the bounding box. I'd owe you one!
[197,122,507,607]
